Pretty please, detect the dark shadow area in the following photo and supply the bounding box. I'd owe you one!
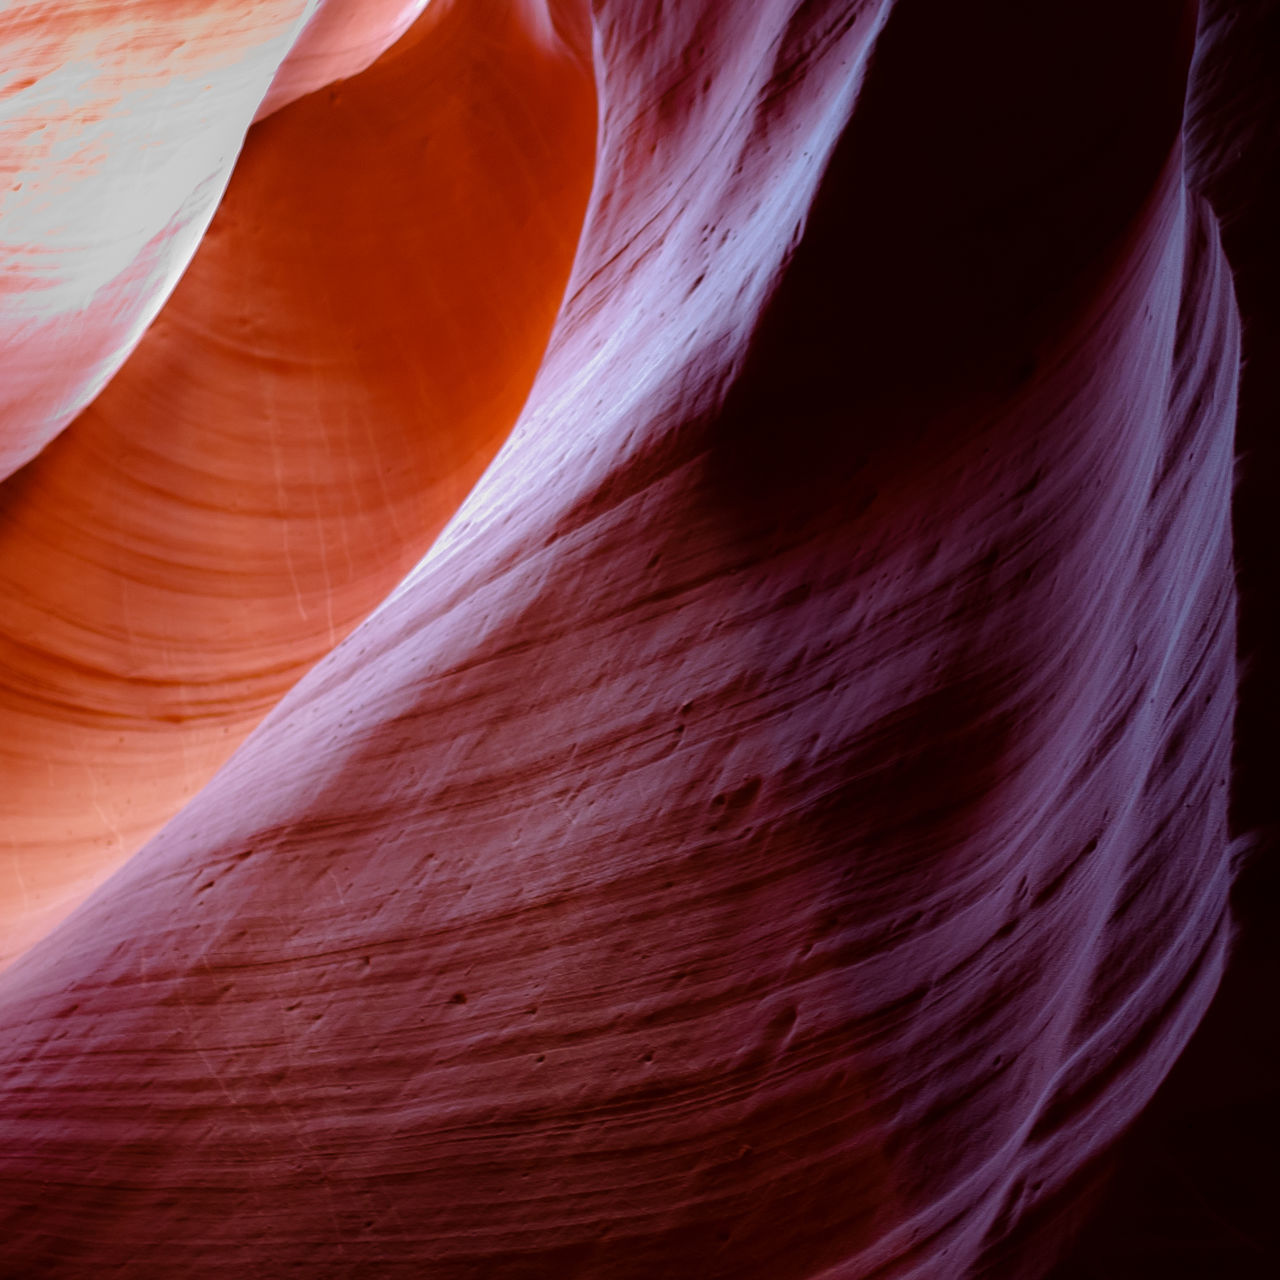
[709,0,1198,517]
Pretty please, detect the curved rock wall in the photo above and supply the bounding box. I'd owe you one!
[0,0,310,476]
[0,1,1244,1276]
[0,0,596,964]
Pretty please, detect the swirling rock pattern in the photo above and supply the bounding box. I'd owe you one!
[0,0,596,963]
[0,1,1248,1276]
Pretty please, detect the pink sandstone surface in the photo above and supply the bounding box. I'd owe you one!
[0,0,1270,1275]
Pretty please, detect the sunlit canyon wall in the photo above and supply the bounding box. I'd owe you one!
[0,1,1266,1276]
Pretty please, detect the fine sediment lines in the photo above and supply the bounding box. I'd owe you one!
[0,2,1240,1276]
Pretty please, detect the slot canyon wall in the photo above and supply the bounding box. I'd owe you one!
[0,1,1273,1276]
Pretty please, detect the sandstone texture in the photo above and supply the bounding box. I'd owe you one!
[0,1,1265,1276]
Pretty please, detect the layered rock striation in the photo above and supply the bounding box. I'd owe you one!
[0,1,1246,1276]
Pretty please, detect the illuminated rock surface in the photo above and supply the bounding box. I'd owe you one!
[0,0,595,962]
[0,0,310,477]
[0,0,1262,1276]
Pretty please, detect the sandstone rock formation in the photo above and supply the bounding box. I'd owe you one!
[0,0,595,962]
[0,1,1261,1276]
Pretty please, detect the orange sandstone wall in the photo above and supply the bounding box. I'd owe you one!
[0,0,596,964]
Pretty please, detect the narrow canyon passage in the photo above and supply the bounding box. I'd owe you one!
[0,1,1261,1276]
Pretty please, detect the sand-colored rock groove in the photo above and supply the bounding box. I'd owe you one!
[0,1,1243,1277]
